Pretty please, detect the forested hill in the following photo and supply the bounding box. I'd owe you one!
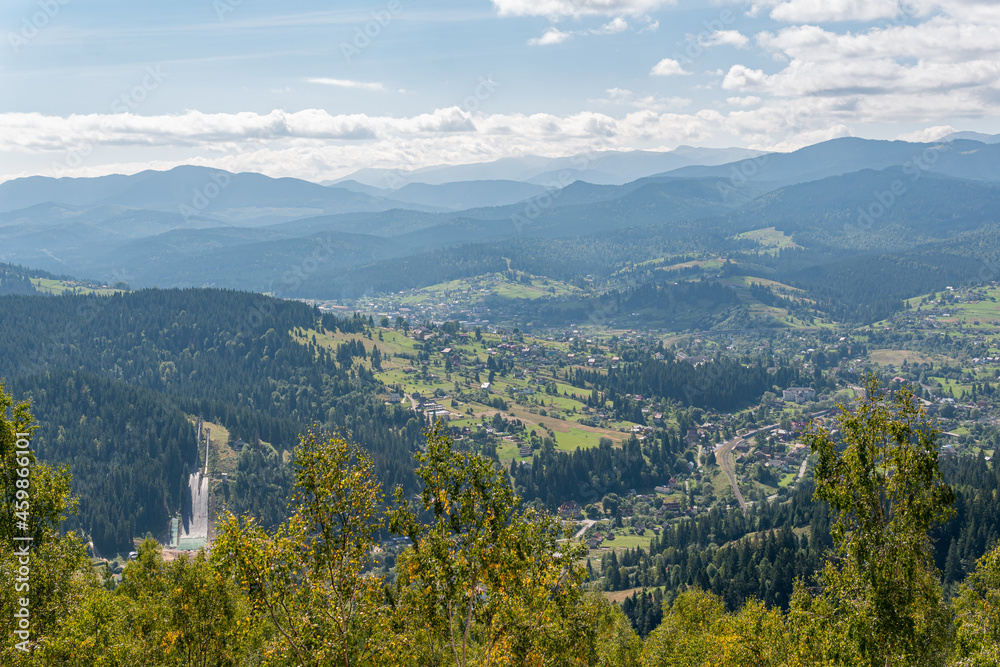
[0,263,39,296]
[0,289,424,554]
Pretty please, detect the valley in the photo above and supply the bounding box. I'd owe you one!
[3,135,1000,657]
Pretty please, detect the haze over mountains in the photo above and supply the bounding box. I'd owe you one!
[326,145,768,188]
[1,136,999,301]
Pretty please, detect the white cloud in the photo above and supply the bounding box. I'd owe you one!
[0,101,866,184]
[718,11,1000,127]
[492,0,674,18]
[599,88,691,111]
[0,106,766,182]
[593,17,629,34]
[528,27,572,46]
[526,16,638,44]
[639,17,659,32]
[8,0,1000,185]
[895,125,958,142]
[721,65,768,90]
[727,96,763,107]
[305,78,386,92]
[650,58,690,76]
[701,30,750,48]
[759,0,905,22]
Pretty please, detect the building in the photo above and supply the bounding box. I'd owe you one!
[558,501,582,519]
[783,387,817,404]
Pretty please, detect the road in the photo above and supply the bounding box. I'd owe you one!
[714,411,831,511]
[716,437,747,510]
[572,519,596,540]
[796,457,808,482]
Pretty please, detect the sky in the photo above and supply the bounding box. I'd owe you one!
[1,0,999,183]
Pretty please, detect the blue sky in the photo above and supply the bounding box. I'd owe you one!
[2,0,999,182]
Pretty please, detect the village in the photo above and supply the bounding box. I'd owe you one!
[289,281,1000,558]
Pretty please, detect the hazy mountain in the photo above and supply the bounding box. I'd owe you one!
[321,179,394,197]
[331,146,767,188]
[4,136,1000,296]
[941,131,1000,144]
[0,173,140,211]
[264,209,446,238]
[383,180,548,210]
[661,137,1000,187]
[288,166,1000,300]
[0,202,85,227]
[724,167,1000,251]
[0,166,433,226]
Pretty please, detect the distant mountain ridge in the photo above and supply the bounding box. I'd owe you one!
[327,146,768,188]
[2,134,1000,298]
[0,165,433,225]
[660,137,1000,187]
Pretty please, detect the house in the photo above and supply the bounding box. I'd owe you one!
[426,408,450,422]
[410,327,435,341]
[519,445,532,457]
[558,501,582,519]
[387,392,403,404]
[659,501,681,514]
[783,387,816,404]
[676,353,710,366]
[480,382,491,392]
[384,536,414,548]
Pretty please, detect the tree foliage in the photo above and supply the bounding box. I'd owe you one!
[214,429,392,665]
[806,374,956,666]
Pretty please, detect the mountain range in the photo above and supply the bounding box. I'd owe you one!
[1,136,999,303]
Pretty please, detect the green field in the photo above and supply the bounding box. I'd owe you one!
[735,226,802,254]
[31,278,123,296]
[590,533,654,553]
[396,273,584,307]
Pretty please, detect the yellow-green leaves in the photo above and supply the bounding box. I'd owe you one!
[214,429,391,666]
[389,425,592,666]
[806,374,954,667]
[951,544,1000,665]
